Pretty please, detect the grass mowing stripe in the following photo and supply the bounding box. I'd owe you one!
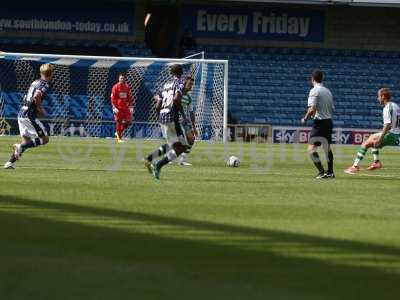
[1,137,400,300]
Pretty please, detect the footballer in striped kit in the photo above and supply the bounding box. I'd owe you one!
[4,63,54,169]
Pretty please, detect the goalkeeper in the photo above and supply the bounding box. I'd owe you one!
[110,74,134,143]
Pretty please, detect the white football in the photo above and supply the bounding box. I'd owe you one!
[227,156,240,167]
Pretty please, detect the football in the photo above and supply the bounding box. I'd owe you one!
[227,156,240,167]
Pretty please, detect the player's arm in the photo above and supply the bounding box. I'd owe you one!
[176,91,188,123]
[174,95,183,112]
[110,85,119,113]
[375,122,391,147]
[189,107,198,136]
[375,106,393,146]
[173,86,183,112]
[302,89,317,124]
[33,90,45,118]
[154,95,162,114]
[302,106,316,123]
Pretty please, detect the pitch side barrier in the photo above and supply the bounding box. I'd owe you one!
[272,126,382,145]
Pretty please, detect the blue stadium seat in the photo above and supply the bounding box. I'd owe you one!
[216,46,400,128]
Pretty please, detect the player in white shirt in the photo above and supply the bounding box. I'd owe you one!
[301,70,335,179]
[345,88,400,174]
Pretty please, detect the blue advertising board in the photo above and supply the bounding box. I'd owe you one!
[272,127,380,145]
[0,4,134,36]
[182,5,324,42]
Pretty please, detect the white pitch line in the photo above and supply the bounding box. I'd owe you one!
[358,173,400,179]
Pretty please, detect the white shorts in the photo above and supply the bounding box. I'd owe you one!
[160,122,188,146]
[18,117,48,139]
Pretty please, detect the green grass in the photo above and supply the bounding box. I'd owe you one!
[0,137,400,300]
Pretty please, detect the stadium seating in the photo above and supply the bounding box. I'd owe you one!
[0,38,125,56]
[187,46,400,129]
[2,37,398,129]
[180,45,397,129]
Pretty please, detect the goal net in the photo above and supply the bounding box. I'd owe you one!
[0,52,228,141]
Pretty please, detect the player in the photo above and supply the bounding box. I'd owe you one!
[4,63,54,169]
[344,88,400,174]
[177,76,198,166]
[301,69,335,179]
[111,73,134,143]
[143,64,189,180]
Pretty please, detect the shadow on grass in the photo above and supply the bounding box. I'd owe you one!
[0,195,399,300]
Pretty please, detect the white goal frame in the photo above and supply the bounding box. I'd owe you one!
[0,52,229,142]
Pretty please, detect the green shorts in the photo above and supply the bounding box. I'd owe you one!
[379,132,400,148]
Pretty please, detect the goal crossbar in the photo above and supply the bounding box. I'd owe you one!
[0,51,229,142]
[0,51,227,65]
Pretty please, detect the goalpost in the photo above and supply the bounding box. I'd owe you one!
[0,52,229,142]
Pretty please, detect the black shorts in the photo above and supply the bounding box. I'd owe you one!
[309,119,333,146]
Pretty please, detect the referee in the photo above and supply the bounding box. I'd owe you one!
[301,69,335,179]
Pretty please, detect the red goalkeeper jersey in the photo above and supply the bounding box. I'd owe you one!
[111,82,133,110]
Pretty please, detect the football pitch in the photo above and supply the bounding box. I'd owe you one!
[0,137,399,300]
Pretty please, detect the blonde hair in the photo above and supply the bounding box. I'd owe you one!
[40,63,54,78]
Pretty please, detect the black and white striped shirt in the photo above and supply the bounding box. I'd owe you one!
[159,77,184,124]
[18,79,50,119]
